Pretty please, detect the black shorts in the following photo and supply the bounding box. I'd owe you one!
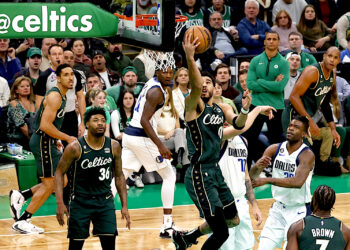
[185,163,237,220]
[68,194,117,240]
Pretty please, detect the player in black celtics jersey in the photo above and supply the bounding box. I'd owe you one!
[286,185,350,249]
[55,107,130,250]
[171,30,275,250]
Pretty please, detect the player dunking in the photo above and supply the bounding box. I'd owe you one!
[250,115,315,249]
[55,107,130,250]
[120,58,177,237]
[171,31,274,249]
[10,64,76,234]
[287,185,350,250]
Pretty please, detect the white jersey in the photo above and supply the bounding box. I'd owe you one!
[219,136,248,198]
[129,77,166,133]
[271,141,313,206]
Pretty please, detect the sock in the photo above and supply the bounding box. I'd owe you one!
[20,189,33,201]
[184,227,203,243]
[163,214,173,227]
[18,210,32,221]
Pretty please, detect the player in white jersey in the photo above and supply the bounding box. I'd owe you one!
[218,130,263,250]
[121,66,177,238]
[249,115,315,250]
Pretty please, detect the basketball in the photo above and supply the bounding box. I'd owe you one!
[184,26,212,54]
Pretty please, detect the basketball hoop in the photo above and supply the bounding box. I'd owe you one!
[115,13,187,72]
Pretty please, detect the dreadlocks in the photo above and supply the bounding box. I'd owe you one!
[311,185,336,213]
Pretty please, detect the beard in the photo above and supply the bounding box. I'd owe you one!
[201,96,211,103]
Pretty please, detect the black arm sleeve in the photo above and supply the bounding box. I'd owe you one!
[320,94,334,123]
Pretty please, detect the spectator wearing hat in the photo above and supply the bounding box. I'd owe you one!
[106,66,145,106]
[13,47,42,86]
[92,50,120,89]
[284,52,301,103]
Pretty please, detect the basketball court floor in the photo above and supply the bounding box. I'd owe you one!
[0,175,350,249]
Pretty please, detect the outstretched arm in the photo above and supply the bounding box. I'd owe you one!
[55,141,81,226]
[249,144,278,180]
[112,140,131,229]
[252,149,314,188]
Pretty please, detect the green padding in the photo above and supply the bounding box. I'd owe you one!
[0,151,38,190]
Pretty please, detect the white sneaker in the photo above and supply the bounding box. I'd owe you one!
[9,190,25,221]
[160,222,179,238]
[12,220,44,234]
[126,184,130,190]
[134,176,144,188]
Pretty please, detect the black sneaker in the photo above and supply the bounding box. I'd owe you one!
[171,230,197,250]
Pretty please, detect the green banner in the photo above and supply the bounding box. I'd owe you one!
[0,3,119,39]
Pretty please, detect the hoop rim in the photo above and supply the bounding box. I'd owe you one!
[114,13,187,27]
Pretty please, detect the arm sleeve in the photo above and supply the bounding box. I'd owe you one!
[74,71,82,92]
[320,94,334,123]
[110,110,121,138]
[34,72,48,96]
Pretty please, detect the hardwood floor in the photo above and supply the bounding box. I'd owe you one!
[1,193,349,249]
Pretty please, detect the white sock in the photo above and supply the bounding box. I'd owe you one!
[163,214,173,226]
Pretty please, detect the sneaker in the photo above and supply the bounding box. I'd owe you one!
[134,176,144,188]
[9,190,25,221]
[126,184,130,190]
[160,222,178,238]
[12,220,44,234]
[172,230,195,250]
[210,59,222,71]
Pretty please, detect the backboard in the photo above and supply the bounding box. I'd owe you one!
[113,0,176,52]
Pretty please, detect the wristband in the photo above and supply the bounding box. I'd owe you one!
[232,116,245,130]
[241,107,249,115]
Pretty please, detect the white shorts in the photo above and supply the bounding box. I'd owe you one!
[122,133,171,172]
[259,201,308,248]
[220,196,255,250]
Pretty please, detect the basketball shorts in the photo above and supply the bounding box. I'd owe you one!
[220,196,255,250]
[29,131,62,178]
[259,201,310,249]
[122,133,172,172]
[184,163,237,219]
[68,193,117,240]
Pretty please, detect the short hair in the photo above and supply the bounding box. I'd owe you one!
[84,106,106,126]
[265,30,280,40]
[311,185,336,212]
[87,73,100,80]
[48,44,63,55]
[215,63,231,76]
[238,69,248,78]
[245,0,259,9]
[209,11,223,20]
[288,31,303,39]
[201,71,216,86]
[56,64,72,77]
[292,115,309,132]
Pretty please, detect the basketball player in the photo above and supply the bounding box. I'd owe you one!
[55,107,130,250]
[282,47,341,147]
[120,56,177,238]
[10,64,77,234]
[250,116,315,250]
[286,185,350,250]
[171,31,275,249]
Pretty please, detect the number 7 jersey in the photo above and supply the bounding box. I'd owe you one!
[70,136,114,197]
[271,141,313,206]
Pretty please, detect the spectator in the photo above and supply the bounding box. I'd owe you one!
[7,76,36,150]
[271,10,298,52]
[239,60,250,71]
[237,0,271,55]
[213,82,238,113]
[155,87,190,169]
[0,76,10,107]
[133,49,153,83]
[86,74,117,111]
[85,88,110,137]
[39,38,57,71]
[337,12,350,51]
[106,66,144,106]
[215,63,239,101]
[284,52,301,101]
[105,43,133,77]
[297,5,334,52]
[208,0,240,27]
[63,50,87,92]
[256,0,277,27]
[14,47,42,86]
[172,67,190,125]
[14,38,36,66]
[244,31,290,166]
[0,39,22,86]
[71,39,92,77]
[234,69,248,111]
[208,12,247,68]
[92,50,120,89]
[306,0,338,28]
[272,0,307,24]
[284,31,317,71]
[178,0,208,28]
